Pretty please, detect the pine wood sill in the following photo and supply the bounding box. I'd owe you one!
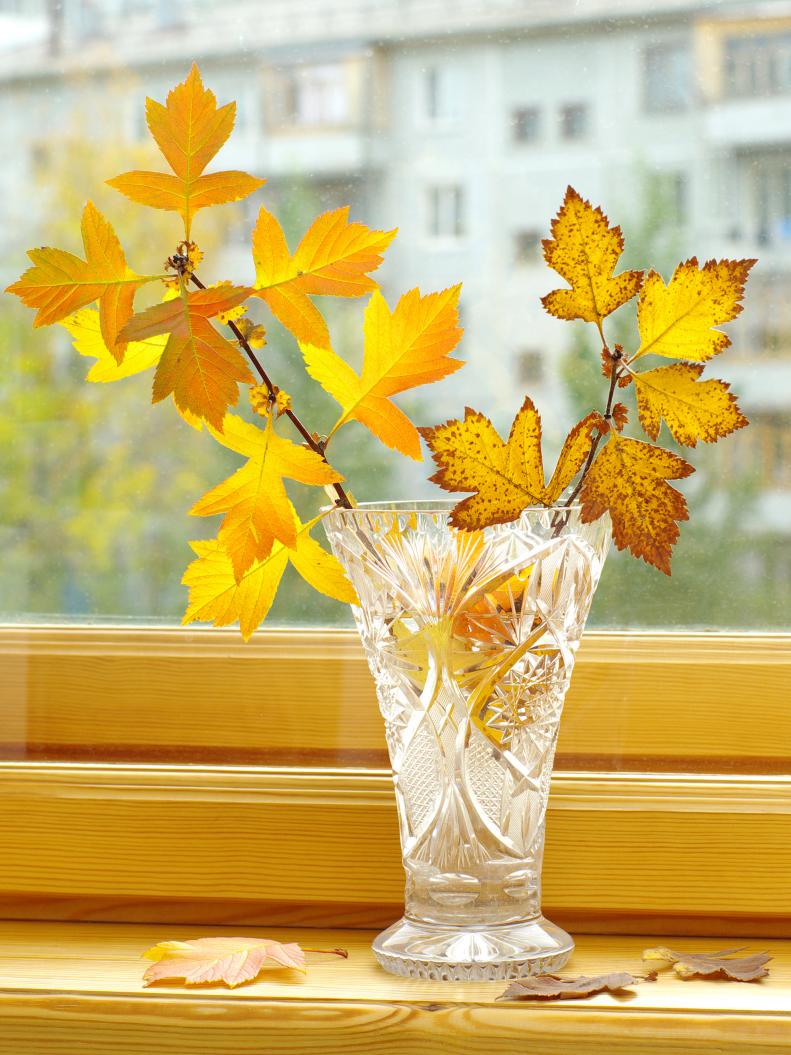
[0,922,789,1054]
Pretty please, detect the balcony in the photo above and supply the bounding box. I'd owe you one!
[705,94,791,149]
[262,127,382,177]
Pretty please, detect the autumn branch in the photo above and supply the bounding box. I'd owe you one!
[189,273,352,509]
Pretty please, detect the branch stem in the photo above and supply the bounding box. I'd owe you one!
[552,326,622,539]
[189,273,352,508]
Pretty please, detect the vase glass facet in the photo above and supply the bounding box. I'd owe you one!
[324,502,609,980]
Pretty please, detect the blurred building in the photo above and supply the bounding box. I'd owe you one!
[0,0,789,501]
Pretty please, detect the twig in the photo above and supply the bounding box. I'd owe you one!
[189,273,352,509]
[562,354,620,510]
[552,326,621,537]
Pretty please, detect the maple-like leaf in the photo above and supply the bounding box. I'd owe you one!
[6,201,155,361]
[633,362,748,446]
[499,972,641,1002]
[61,300,202,430]
[251,205,396,348]
[634,257,755,363]
[419,397,605,529]
[142,936,306,987]
[303,286,464,460]
[542,186,643,329]
[62,307,166,383]
[182,517,357,640]
[611,402,629,432]
[119,284,255,429]
[107,65,264,238]
[643,946,771,982]
[235,316,266,349]
[191,413,344,580]
[579,432,694,574]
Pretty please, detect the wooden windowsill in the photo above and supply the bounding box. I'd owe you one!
[0,921,788,1054]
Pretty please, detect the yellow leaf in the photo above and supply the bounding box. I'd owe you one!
[107,64,264,238]
[249,384,271,417]
[542,186,643,328]
[303,286,464,459]
[633,362,748,446]
[634,257,755,362]
[419,396,605,529]
[61,300,203,431]
[120,284,255,429]
[235,316,266,348]
[292,207,397,297]
[191,413,343,580]
[62,307,166,382]
[6,202,155,361]
[579,432,694,575]
[182,519,357,640]
[142,936,306,987]
[251,205,395,348]
[275,389,292,417]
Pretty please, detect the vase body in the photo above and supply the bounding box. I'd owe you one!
[324,502,609,980]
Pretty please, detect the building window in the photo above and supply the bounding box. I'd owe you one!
[516,349,545,385]
[642,41,693,113]
[512,106,541,143]
[724,33,791,98]
[427,185,465,239]
[422,65,460,125]
[277,63,348,127]
[559,102,588,140]
[514,228,543,265]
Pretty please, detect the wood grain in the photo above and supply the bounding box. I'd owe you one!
[0,922,789,1054]
[1,627,789,769]
[1,765,790,929]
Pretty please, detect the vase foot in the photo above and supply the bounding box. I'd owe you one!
[372,915,573,981]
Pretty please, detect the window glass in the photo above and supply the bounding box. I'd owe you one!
[512,106,541,144]
[643,41,693,112]
[559,102,588,140]
[513,228,543,265]
[0,1,789,631]
[427,184,465,239]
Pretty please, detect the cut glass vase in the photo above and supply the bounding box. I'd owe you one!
[324,502,609,981]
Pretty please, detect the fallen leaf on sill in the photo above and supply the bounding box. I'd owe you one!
[498,972,641,1001]
[642,946,771,982]
[142,936,308,987]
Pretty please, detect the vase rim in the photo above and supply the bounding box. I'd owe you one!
[323,498,584,515]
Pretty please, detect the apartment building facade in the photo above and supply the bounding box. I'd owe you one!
[0,0,788,516]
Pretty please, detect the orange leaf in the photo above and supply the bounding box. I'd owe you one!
[119,284,254,429]
[292,207,397,297]
[6,202,154,361]
[107,64,264,238]
[611,402,629,432]
[251,205,395,348]
[303,286,464,459]
[142,936,306,987]
[579,433,694,574]
[542,186,643,328]
[182,518,357,640]
[633,362,748,446]
[192,413,344,580]
[634,258,755,363]
[420,397,605,529]
[61,298,202,431]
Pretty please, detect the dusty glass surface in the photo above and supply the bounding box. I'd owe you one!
[0,1,788,631]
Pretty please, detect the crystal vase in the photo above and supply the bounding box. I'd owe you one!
[324,502,609,981]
